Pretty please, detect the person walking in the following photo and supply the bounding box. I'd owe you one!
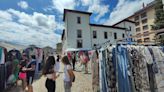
[22,55,36,92]
[72,52,76,71]
[55,55,60,73]
[19,53,28,92]
[43,56,59,92]
[62,56,75,92]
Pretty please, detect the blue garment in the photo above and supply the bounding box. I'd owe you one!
[99,49,109,92]
[0,48,2,63]
[116,46,132,92]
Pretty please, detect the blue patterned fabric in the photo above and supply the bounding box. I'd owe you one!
[116,46,132,92]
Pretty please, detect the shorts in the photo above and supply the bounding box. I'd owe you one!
[64,81,72,92]
[27,76,34,86]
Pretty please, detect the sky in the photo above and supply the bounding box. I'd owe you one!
[0,0,154,48]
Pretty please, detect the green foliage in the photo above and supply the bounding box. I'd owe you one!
[152,0,164,30]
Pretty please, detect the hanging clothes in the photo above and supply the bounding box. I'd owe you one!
[91,45,164,92]
[0,64,5,92]
[7,49,21,62]
[115,46,132,92]
[105,47,117,92]
[150,47,164,92]
[0,48,2,63]
[0,47,7,92]
[0,48,5,64]
[91,50,100,92]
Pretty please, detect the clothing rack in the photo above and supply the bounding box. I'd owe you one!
[93,40,112,49]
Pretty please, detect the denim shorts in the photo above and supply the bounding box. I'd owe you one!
[64,81,72,92]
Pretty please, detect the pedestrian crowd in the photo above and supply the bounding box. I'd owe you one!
[2,47,92,92]
[11,53,77,92]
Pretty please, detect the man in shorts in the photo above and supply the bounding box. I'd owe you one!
[23,55,36,92]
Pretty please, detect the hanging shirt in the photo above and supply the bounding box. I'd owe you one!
[0,49,4,64]
[0,48,2,63]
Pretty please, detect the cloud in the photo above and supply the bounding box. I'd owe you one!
[52,0,76,13]
[81,0,91,6]
[43,6,54,12]
[0,10,12,21]
[105,0,154,25]
[0,9,62,48]
[81,0,109,22]
[17,1,29,9]
[50,0,109,22]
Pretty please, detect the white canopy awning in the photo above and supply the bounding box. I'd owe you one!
[65,48,92,52]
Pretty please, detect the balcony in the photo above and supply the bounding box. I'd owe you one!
[141,12,147,19]
[143,31,149,37]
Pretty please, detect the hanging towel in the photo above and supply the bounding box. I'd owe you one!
[0,49,4,64]
[0,48,2,64]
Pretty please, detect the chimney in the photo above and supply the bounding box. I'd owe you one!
[143,3,145,8]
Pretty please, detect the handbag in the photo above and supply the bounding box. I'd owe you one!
[72,75,75,82]
[19,72,26,79]
[72,71,75,82]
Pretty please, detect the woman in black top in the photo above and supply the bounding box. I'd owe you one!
[42,56,59,92]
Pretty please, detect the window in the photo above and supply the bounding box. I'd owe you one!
[144,38,150,42]
[93,44,97,46]
[135,16,139,21]
[137,39,142,43]
[93,31,97,38]
[141,12,147,18]
[77,40,82,48]
[143,31,149,36]
[135,22,140,26]
[137,33,141,38]
[114,33,117,39]
[77,29,82,38]
[77,17,81,24]
[122,33,125,38]
[130,34,133,41]
[136,27,140,32]
[143,25,148,30]
[104,32,108,39]
[129,26,132,31]
[142,19,147,24]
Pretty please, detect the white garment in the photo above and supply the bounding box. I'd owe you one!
[55,61,60,72]
[63,65,72,82]
[46,74,53,79]
[37,49,43,63]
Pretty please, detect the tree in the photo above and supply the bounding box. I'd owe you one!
[152,0,164,30]
[152,0,164,45]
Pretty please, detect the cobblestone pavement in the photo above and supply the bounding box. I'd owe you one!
[6,62,92,92]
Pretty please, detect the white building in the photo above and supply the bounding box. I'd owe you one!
[61,9,136,52]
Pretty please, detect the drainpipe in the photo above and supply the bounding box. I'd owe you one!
[90,25,92,49]
[89,17,92,49]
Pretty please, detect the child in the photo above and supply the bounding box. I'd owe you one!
[61,56,75,92]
